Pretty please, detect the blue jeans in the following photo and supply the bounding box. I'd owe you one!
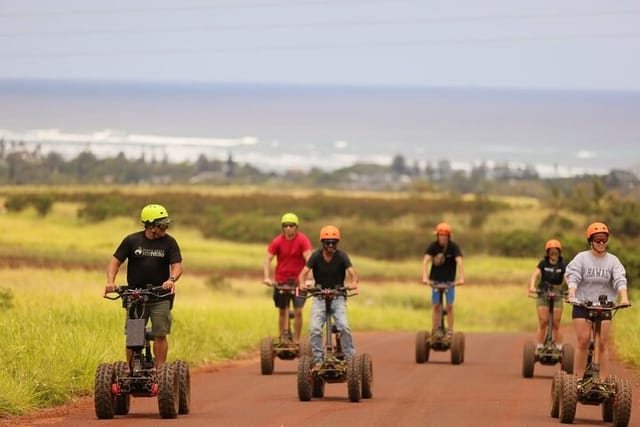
[309,295,355,363]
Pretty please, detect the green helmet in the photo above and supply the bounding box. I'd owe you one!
[140,204,171,226]
[281,212,299,225]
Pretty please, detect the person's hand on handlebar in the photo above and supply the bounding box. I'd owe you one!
[105,283,117,294]
[161,278,176,293]
[566,294,579,305]
[263,278,274,287]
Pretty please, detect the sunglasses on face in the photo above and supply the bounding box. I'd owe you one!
[282,223,297,228]
[593,238,608,244]
[322,239,338,246]
[156,224,169,230]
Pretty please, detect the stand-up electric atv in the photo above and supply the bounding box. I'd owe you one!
[415,282,465,364]
[260,281,312,374]
[96,286,191,419]
[297,286,373,403]
[552,296,631,426]
[522,282,574,378]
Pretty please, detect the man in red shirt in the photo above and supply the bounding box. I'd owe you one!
[263,212,313,344]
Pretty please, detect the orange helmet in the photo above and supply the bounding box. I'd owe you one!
[585,222,609,241]
[434,222,452,236]
[544,239,562,252]
[319,225,341,241]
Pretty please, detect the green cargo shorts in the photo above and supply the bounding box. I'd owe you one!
[536,291,564,308]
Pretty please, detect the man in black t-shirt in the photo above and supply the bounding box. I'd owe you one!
[105,204,183,368]
[299,225,359,369]
[421,222,464,336]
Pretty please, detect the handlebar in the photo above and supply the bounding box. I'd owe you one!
[567,299,631,311]
[265,281,299,293]
[304,285,359,299]
[104,285,173,301]
[427,282,455,290]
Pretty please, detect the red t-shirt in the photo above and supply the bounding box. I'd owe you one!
[267,232,312,282]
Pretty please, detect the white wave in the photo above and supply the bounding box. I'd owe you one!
[0,127,258,148]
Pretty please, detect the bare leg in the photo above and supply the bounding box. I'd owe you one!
[278,307,287,337]
[154,336,168,368]
[552,307,563,345]
[573,319,591,377]
[537,306,548,344]
[432,304,441,332]
[447,304,454,332]
[598,321,612,379]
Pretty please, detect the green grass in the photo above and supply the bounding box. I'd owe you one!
[1,267,638,417]
[0,199,638,417]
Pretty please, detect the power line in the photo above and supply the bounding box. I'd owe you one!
[2,32,639,59]
[1,10,640,39]
[0,0,415,18]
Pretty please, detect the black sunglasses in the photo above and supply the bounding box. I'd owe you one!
[322,239,338,246]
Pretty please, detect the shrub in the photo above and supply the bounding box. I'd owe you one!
[4,195,30,213]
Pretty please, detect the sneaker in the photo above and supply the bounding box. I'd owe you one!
[446,329,453,337]
[312,362,322,372]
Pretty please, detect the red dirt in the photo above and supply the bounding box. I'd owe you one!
[3,331,638,427]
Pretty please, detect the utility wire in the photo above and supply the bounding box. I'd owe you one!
[1,10,640,38]
[0,0,417,18]
[2,32,639,59]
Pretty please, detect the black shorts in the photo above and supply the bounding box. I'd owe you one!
[273,288,306,309]
[572,305,612,321]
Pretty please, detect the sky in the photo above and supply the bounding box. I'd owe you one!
[1,0,640,91]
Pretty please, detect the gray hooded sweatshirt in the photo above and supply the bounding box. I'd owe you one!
[565,250,627,304]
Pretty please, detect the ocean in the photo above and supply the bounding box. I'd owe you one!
[1,79,639,178]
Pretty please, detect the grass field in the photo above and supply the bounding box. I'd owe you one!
[0,198,637,417]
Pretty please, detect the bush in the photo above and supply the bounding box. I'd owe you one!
[4,195,30,213]
[77,196,134,222]
[0,288,14,311]
[490,230,542,257]
[32,194,54,217]
[4,194,54,217]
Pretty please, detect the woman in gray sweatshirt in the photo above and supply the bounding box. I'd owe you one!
[565,222,631,379]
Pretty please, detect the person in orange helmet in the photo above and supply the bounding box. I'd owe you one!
[528,239,567,350]
[299,225,359,369]
[566,222,630,379]
[421,222,464,336]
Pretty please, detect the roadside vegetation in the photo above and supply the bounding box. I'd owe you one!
[0,188,638,417]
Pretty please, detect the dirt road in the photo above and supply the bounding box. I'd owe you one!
[4,332,639,427]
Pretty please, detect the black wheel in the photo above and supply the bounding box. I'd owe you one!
[450,332,464,365]
[260,337,275,375]
[347,356,361,403]
[312,376,325,398]
[559,373,577,424]
[94,363,115,419]
[173,360,191,415]
[561,343,574,374]
[299,337,312,358]
[297,356,313,401]
[112,361,130,415]
[613,376,632,427]
[522,341,536,378]
[359,353,373,399]
[550,371,563,418]
[415,331,429,364]
[157,363,179,419]
[602,374,615,422]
